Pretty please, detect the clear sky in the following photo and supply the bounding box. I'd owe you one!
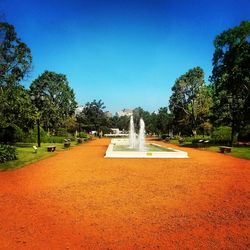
[1,0,250,114]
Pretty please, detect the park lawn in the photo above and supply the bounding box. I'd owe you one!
[204,146,250,160]
[168,140,250,160]
[0,142,78,171]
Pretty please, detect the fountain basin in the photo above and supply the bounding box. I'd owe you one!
[105,139,188,158]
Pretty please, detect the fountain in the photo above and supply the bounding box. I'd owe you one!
[105,115,188,158]
[129,115,136,149]
[138,118,145,151]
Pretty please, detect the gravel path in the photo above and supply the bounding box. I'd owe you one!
[0,138,249,249]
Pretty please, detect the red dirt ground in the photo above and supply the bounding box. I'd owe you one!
[0,138,249,249]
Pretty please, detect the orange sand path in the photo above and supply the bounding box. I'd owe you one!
[0,138,249,249]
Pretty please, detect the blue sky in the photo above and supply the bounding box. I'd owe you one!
[1,0,250,114]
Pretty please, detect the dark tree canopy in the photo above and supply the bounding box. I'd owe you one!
[29,71,77,130]
[77,99,107,132]
[169,67,212,135]
[0,85,35,130]
[0,22,35,142]
[156,107,173,134]
[211,21,250,144]
[0,22,32,87]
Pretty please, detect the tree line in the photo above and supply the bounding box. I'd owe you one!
[0,21,249,145]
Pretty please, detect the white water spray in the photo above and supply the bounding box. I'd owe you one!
[138,118,145,151]
[129,115,136,148]
[129,116,145,151]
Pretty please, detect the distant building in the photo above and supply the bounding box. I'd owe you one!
[117,108,133,117]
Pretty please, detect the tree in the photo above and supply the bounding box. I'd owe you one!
[0,85,36,142]
[29,71,77,131]
[133,107,152,132]
[169,67,212,135]
[0,22,35,142]
[77,99,107,132]
[156,107,173,135]
[211,21,250,145]
[111,115,130,131]
[0,22,32,87]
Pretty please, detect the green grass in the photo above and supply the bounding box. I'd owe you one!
[204,146,250,160]
[0,141,79,171]
[166,140,250,160]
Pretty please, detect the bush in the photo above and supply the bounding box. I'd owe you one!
[21,127,49,143]
[0,144,17,163]
[211,126,232,145]
[78,132,88,138]
[56,128,68,137]
[22,127,75,143]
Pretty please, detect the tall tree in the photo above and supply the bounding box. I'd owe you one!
[0,22,32,87]
[211,21,250,145]
[0,22,34,142]
[169,67,212,135]
[77,99,107,132]
[29,71,77,131]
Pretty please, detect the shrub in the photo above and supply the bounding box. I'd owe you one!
[56,128,68,137]
[211,126,232,145]
[78,132,88,138]
[21,127,49,143]
[0,144,17,163]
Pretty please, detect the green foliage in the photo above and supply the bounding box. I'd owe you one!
[211,126,232,145]
[0,22,35,139]
[77,99,107,132]
[199,121,213,135]
[156,107,173,134]
[0,22,32,87]
[0,144,17,163]
[78,132,88,138]
[0,82,36,131]
[56,128,68,137]
[211,21,250,145]
[110,115,130,131]
[21,127,75,143]
[29,71,77,130]
[45,135,76,143]
[169,67,212,135]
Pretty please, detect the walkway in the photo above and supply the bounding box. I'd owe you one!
[0,138,249,249]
